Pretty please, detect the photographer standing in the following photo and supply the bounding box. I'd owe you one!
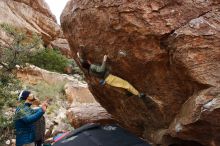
[14,90,48,146]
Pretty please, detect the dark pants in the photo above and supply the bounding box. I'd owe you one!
[35,140,43,146]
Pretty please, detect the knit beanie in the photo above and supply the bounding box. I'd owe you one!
[18,90,31,101]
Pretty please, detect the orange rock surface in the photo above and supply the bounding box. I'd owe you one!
[61,0,220,145]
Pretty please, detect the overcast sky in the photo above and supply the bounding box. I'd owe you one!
[45,0,69,24]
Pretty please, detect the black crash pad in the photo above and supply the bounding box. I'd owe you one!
[53,123,151,146]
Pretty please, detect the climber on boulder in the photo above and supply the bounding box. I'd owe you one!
[77,51,145,98]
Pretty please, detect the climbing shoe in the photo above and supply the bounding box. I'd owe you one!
[138,93,146,98]
[99,79,105,85]
[140,95,158,109]
[125,91,133,97]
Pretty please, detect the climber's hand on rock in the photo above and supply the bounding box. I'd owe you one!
[104,55,108,62]
[77,52,80,58]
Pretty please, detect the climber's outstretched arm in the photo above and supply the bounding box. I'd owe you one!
[77,52,84,63]
[100,55,107,71]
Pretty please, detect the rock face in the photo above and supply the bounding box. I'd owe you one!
[65,83,116,128]
[17,65,85,86]
[14,0,56,21]
[63,79,117,130]
[50,38,72,57]
[0,0,72,59]
[61,0,220,146]
[0,0,60,44]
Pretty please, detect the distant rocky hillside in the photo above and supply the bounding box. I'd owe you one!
[0,0,71,56]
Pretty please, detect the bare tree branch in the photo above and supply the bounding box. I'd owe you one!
[0,62,9,70]
[24,41,40,50]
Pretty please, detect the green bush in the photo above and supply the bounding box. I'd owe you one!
[0,72,20,144]
[0,115,15,145]
[28,49,70,73]
[0,23,42,72]
[0,72,20,108]
[29,81,66,100]
[69,59,83,75]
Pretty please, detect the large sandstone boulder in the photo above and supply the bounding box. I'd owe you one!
[64,83,116,128]
[61,0,220,145]
[67,102,116,128]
